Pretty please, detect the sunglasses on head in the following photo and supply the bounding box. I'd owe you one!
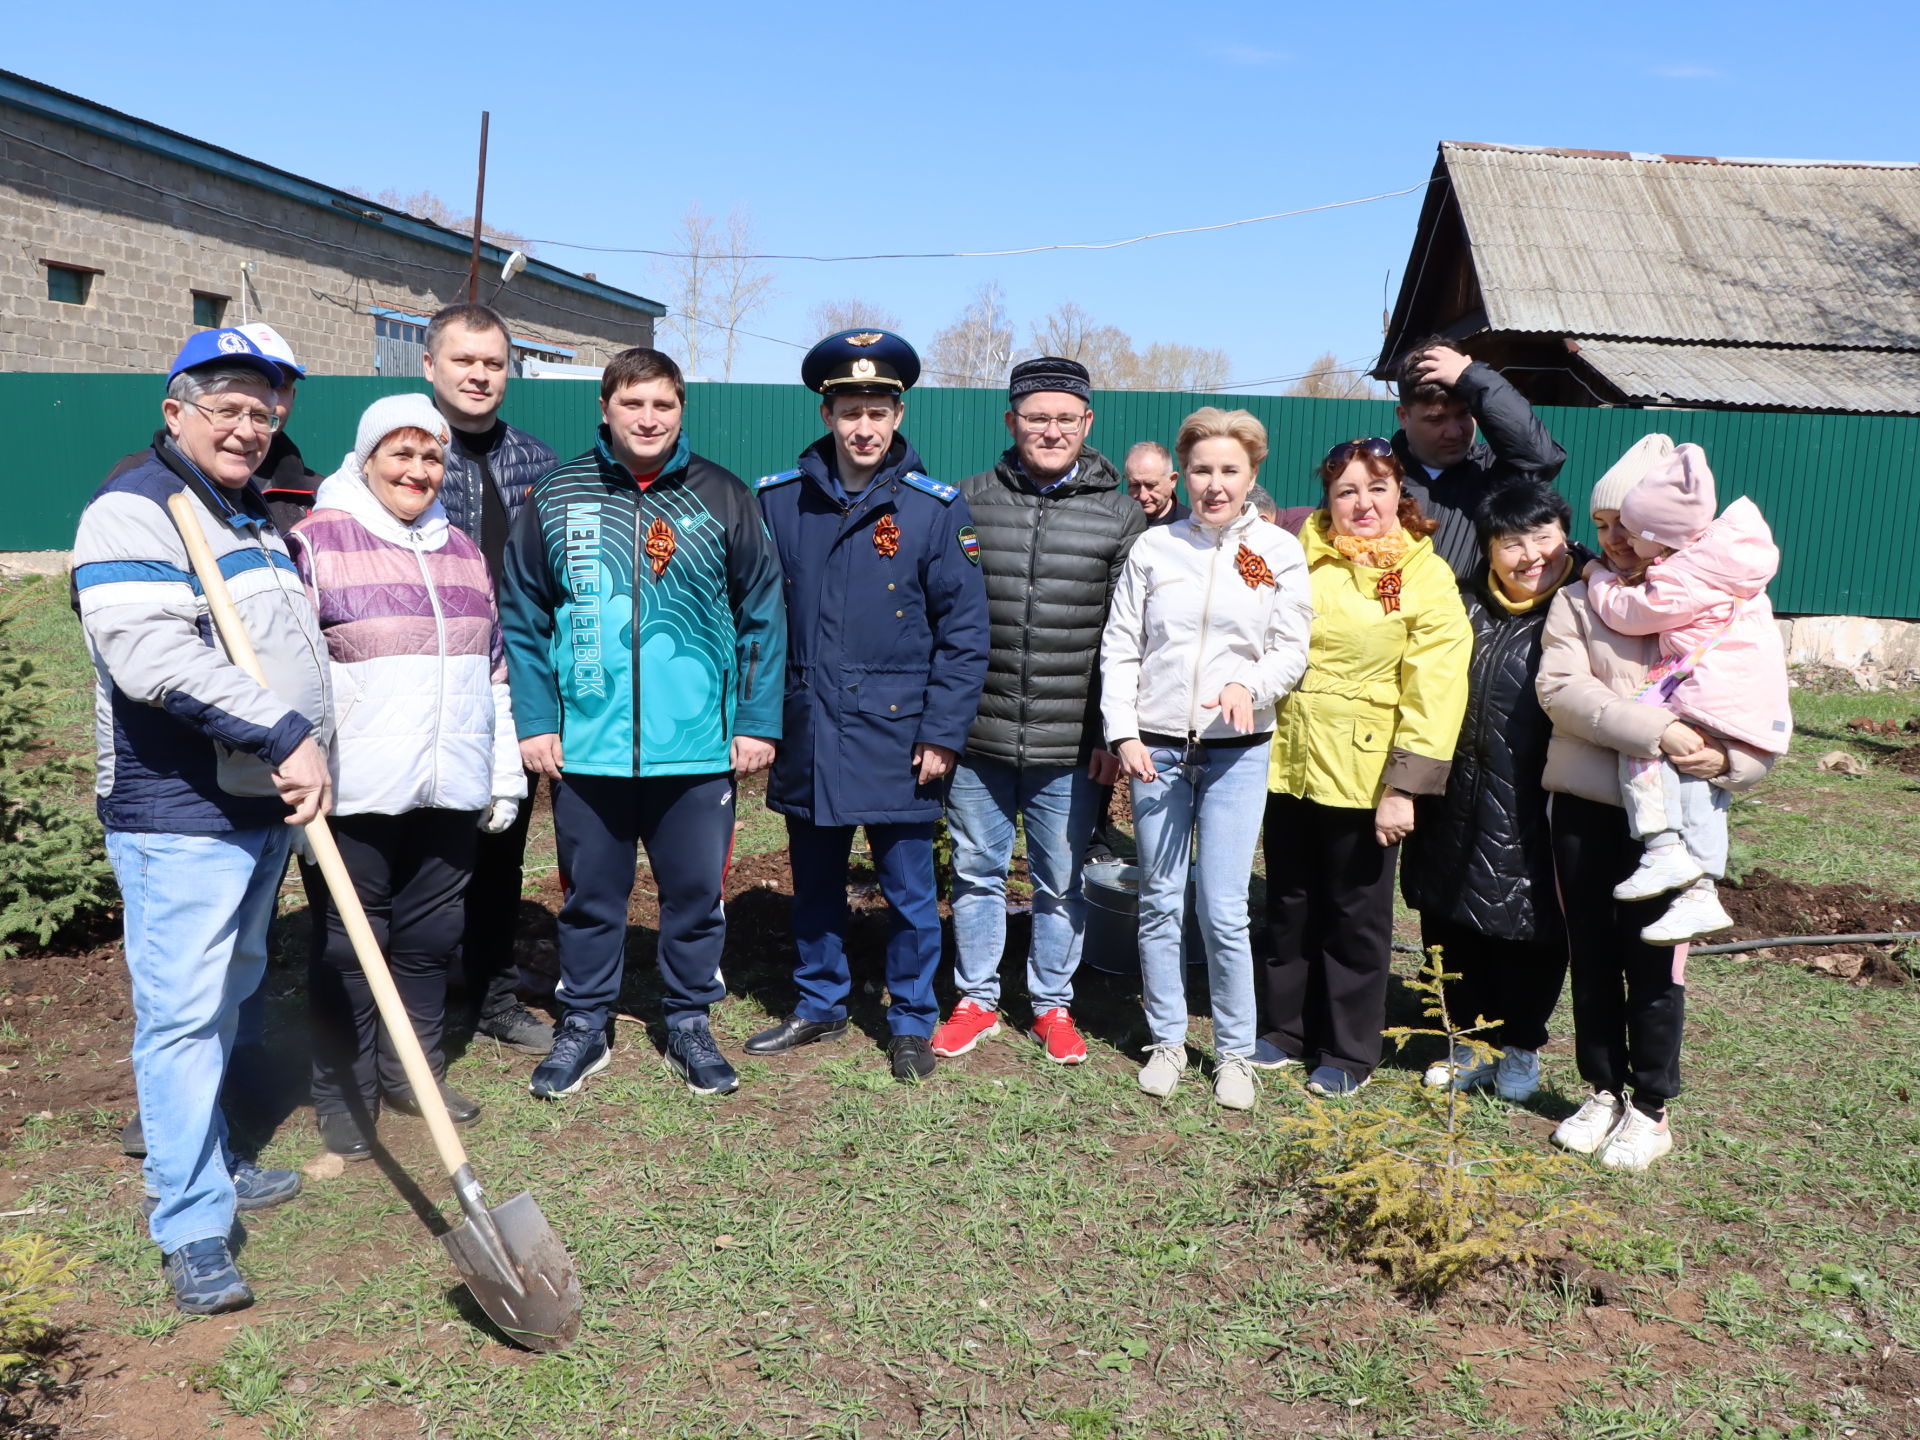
[1323,437,1395,468]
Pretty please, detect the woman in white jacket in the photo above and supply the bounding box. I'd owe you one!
[287,395,525,1159]
[1100,408,1313,1109]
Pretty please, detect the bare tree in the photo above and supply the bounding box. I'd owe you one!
[1283,350,1386,400]
[925,282,1015,387]
[806,298,905,338]
[1027,301,1136,387]
[713,209,778,382]
[1129,342,1232,392]
[353,187,531,250]
[657,204,720,378]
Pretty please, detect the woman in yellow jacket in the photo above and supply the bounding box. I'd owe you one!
[1257,438,1471,1096]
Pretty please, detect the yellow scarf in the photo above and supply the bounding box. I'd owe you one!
[1330,529,1410,570]
[1486,553,1575,615]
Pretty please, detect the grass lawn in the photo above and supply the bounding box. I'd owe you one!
[2,571,1918,1439]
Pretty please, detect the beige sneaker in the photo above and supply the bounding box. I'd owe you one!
[1598,1105,1674,1172]
[1213,1055,1256,1111]
[1138,1043,1187,1098]
[1553,1091,1626,1155]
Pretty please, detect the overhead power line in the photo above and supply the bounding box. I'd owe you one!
[528,181,1435,263]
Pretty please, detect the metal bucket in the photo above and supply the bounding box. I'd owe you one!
[1080,861,1205,978]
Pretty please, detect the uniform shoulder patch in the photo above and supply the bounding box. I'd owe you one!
[957,524,981,565]
[900,471,958,504]
[755,469,803,491]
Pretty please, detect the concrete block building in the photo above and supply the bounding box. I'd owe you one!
[0,68,663,376]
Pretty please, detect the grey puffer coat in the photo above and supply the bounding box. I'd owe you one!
[1399,566,1569,942]
[958,446,1146,767]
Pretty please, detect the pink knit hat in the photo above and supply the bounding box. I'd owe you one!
[1621,442,1716,549]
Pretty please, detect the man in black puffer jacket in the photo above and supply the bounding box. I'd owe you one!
[1400,481,1587,1105]
[422,304,561,1056]
[1390,338,1566,581]
[931,357,1146,1067]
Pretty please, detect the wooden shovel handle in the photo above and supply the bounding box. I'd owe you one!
[165,492,471,1177]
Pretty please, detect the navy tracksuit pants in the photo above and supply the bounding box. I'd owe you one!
[786,818,940,1038]
[552,773,734,1032]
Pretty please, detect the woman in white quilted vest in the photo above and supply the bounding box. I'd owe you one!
[1099,408,1314,1111]
[287,395,524,1160]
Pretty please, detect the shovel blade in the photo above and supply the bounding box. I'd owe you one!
[441,1190,582,1351]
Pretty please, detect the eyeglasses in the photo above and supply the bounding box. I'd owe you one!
[1014,411,1088,434]
[182,399,282,433]
[1323,436,1393,467]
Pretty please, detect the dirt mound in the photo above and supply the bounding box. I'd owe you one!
[1724,869,1920,940]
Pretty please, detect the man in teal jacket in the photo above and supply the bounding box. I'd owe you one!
[500,348,785,1098]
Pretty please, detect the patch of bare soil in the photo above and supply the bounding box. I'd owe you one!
[1722,869,1919,984]
[0,943,136,1136]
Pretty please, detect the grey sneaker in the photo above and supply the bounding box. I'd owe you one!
[1138,1043,1187,1098]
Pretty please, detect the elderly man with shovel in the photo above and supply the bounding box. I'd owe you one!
[71,330,333,1315]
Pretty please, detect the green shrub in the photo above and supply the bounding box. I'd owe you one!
[0,590,117,957]
[0,1232,81,1386]
[1280,947,1608,1299]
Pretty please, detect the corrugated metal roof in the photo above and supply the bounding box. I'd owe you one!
[1444,142,1920,349]
[1573,340,1920,414]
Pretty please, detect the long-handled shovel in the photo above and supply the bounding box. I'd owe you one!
[167,493,583,1351]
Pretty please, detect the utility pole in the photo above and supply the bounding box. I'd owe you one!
[466,111,490,303]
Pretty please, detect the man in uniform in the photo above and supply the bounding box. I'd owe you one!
[746,331,990,1082]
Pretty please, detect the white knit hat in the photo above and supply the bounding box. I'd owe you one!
[1589,433,1674,513]
[352,394,452,471]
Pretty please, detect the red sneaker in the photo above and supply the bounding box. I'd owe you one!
[931,999,1001,1058]
[1031,1007,1088,1065]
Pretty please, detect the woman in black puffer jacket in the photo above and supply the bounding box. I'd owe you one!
[1400,481,1582,1104]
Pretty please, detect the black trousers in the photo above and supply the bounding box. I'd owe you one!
[303,808,479,1116]
[1259,793,1399,1081]
[1550,793,1684,1112]
[1418,915,1568,1052]
[460,771,539,1022]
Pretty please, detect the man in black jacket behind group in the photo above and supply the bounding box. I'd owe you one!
[1390,338,1567,580]
[931,357,1145,1068]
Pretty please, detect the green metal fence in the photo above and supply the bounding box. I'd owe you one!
[6,374,1918,617]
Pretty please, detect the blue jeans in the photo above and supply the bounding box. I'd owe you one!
[1130,743,1267,1058]
[788,820,941,1037]
[947,757,1099,1015]
[106,825,292,1253]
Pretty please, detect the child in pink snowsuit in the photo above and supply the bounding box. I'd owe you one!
[1585,444,1792,945]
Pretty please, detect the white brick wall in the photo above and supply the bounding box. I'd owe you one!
[0,107,655,375]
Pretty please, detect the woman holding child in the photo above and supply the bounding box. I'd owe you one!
[1537,434,1787,1171]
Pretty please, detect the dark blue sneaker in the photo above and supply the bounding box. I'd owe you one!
[163,1237,253,1315]
[142,1158,301,1219]
[1306,1064,1368,1098]
[529,1016,611,1099]
[665,1021,739,1096]
[1250,1038,1300,1071]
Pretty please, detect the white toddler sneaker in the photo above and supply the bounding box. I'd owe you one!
[1598,1104,1674,1172]
[1138,1043,1188,1098]
[1613,844,1705,901]
[1552,1091,1626,1155]
[1641,879,1734,945]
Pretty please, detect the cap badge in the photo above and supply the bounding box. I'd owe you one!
[873,514,901,558]
[217,332,249,354]
[644,515,677,579]
[851,359,877,380]
[846,332,883,346]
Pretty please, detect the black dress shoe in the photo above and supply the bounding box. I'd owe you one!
[889,1034,936,1082]
[745,1015,848,1055]
[316,1110,374,1160]
[385,1082,482,1126]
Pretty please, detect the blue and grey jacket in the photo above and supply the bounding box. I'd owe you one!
[499,429,786,778]
[71,439,333,834]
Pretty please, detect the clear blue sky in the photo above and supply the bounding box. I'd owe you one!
[11,0,1914,389]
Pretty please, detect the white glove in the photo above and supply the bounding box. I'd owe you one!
[480,798,520,834]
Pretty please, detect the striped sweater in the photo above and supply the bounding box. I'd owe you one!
[288,467,523,817]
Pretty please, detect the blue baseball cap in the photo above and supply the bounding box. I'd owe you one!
[167,328,286,388]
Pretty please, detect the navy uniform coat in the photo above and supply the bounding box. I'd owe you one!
[756,436,990,827]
